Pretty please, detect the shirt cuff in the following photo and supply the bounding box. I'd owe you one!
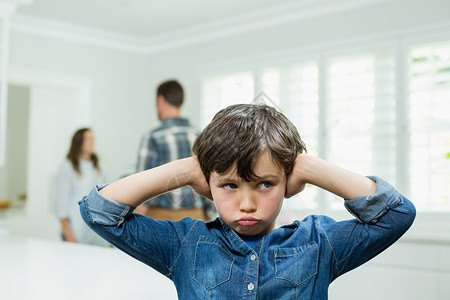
[343,176,404,224]
[78,184,135,227]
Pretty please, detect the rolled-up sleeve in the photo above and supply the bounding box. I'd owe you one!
[79,184,135,227]
[324,176,416,280]
[344,176,406,224]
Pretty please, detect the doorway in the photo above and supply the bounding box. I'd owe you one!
[1,69,91,240]
[0,85,30,211]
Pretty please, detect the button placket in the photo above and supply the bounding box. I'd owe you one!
[246,252,258,297]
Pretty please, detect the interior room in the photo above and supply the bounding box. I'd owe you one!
[0,0,449,299]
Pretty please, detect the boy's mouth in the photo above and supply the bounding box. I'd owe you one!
[237,216,259,226]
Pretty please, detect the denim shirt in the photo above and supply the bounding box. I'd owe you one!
[79,176,415,299]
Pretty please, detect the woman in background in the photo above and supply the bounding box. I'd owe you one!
[55,128,106,246]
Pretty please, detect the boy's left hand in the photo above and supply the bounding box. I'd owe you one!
[285,154,308,198]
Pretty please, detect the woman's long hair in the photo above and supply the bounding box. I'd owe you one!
[67,128,99,175]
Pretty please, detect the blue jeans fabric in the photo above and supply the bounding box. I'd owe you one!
[79,176,415,299]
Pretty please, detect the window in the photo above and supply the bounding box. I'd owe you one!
[200,72,254,128]
[262,64,319,156]
[326,50,396,208]
[409,41,450,208]
[199,34,450,213]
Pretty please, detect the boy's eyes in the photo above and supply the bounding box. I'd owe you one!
[259,182,272,189]
[222,182,272,190]
[223,183,238,190]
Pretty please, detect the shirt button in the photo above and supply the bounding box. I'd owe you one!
[250,254,256,261]
[248,283,254,291]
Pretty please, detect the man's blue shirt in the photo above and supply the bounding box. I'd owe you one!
[137,118,214,216]
[79,176,415,299]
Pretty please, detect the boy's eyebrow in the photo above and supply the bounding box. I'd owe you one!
[254,174,280,181]
[214,175,239,183]
[221,173,280,182]
[211,172,281,183]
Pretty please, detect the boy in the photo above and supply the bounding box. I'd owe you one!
[80,104,415,299]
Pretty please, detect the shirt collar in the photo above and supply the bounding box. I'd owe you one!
[215,218,263,255]
[161,117,190,127]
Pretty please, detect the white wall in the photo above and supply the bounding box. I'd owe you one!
[329,241,450,299]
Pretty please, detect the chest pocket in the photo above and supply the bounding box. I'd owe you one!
[274,242,318,286]
[193,237,235,290]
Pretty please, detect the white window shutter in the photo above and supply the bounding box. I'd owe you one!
[409,41,450,208]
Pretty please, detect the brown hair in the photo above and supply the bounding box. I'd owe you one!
[193,104,306,182]
[67,128,99,175]
[157,80,184,108]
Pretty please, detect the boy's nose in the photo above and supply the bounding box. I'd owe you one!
[239,193,256,213]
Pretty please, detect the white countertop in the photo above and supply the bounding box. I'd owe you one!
[0,236,178,300]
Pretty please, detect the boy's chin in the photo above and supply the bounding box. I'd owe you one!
[232,226,254,234]
[235,226,268,236]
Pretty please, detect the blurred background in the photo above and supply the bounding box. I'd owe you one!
[0,0,449,299]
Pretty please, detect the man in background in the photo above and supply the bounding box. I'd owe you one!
[134,79,215,221]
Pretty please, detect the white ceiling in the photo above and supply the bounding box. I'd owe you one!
[13,0,306,38]
[5,0,395,53]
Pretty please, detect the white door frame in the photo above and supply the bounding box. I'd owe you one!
[6,67,92,239]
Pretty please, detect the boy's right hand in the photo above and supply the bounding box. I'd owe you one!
[186,157,213,200]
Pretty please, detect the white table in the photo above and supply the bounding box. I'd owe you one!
[0,236,178,300]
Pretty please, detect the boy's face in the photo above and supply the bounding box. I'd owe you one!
[209,150,286,236]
